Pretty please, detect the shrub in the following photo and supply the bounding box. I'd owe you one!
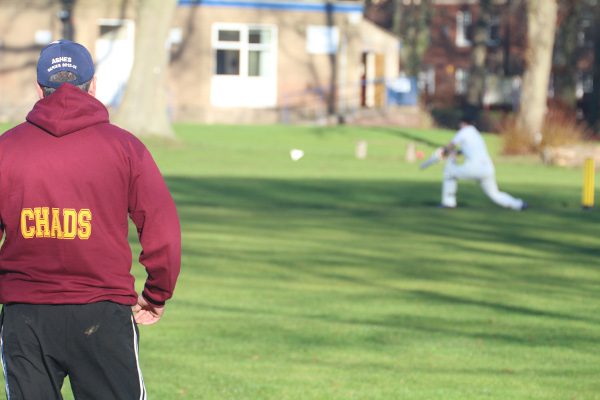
[539,106,589,148]
[479,109,508,132]
[501,105,591,155]
[500,115,536,155]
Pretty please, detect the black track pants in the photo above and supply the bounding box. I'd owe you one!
[0,302,146,400]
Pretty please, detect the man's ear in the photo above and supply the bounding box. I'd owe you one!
[35,83,44,99]
[88,76,97,97]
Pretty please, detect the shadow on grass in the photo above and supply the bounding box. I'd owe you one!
[166,175,600,347]
[372,127,446,149]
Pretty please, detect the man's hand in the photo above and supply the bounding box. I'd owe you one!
[132,294,165,325]
[442,143,457,157]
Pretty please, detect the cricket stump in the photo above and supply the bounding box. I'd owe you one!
[582,158,595,209]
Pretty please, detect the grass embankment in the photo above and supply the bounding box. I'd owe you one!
[3,123,600,399]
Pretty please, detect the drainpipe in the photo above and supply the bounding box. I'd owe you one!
[58,0,76,41]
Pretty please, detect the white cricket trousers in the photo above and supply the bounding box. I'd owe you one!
[442,158,524,210]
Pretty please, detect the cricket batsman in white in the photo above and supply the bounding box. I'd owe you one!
[432,109,528,210]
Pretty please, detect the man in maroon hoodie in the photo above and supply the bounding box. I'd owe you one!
[0,40,181,399]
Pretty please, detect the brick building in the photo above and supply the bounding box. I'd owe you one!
[366,0,596,114]
[419,0,527,108]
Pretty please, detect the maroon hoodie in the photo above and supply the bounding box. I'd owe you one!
[0,84,181,306]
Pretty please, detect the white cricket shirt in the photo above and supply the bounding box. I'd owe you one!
[450,125,493,164]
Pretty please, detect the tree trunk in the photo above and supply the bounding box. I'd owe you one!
[392,0,401,37]
[553,0,581,108]
[394,0,432,76]
[325,1,337,117]
[115,0,177,138]
[516,0,558,146]
[59,0,76,41]
[466,0,492,110]
[588,3,600,129]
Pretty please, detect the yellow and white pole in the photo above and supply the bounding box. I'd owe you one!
[582,158,595,209]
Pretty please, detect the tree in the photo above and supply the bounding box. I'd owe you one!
[325,1,337,117]
[392,0,432,76]
[588,0,600,129]
[115,0,177,138]
[466,0,493,111]
[553,0,583,108]
[516,0,558,146]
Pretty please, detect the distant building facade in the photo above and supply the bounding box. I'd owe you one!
[366,0,596,113]
[0,0,401,124]
[419,0,527,108]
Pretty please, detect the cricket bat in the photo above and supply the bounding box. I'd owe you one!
[420,148,444,170]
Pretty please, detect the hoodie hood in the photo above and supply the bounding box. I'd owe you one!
[26,83,109,137]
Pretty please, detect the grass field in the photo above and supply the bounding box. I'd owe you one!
[3,123,600,399]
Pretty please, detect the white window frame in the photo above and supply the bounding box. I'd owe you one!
[456,11,472,47]
[210,23,279,108]
[211,23,278,78]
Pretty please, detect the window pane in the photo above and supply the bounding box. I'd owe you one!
[249,50,261,76]
[489,25,500,43]
[218,30,240,42]
[216,49,240,75]
[248,50,273,77]
[455,69,468,94]
[249,29,271,44]
[456,11,472,46]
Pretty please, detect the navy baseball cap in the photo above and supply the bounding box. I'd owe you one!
[37,40,95,88]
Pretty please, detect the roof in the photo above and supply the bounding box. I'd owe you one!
[178,0,364,13]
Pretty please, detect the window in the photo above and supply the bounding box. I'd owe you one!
[34,30,53,45]
[219,30,240,42]
[576,73,594,99]
[577,18,593,48]
[456,11,472,47]
[455,68,468,95]
[487,16,500,46]
[212,24,276,78]
[418,66,435,95]
[216,50,240,75]
[211,23,278,108]
[306,26,339,55]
